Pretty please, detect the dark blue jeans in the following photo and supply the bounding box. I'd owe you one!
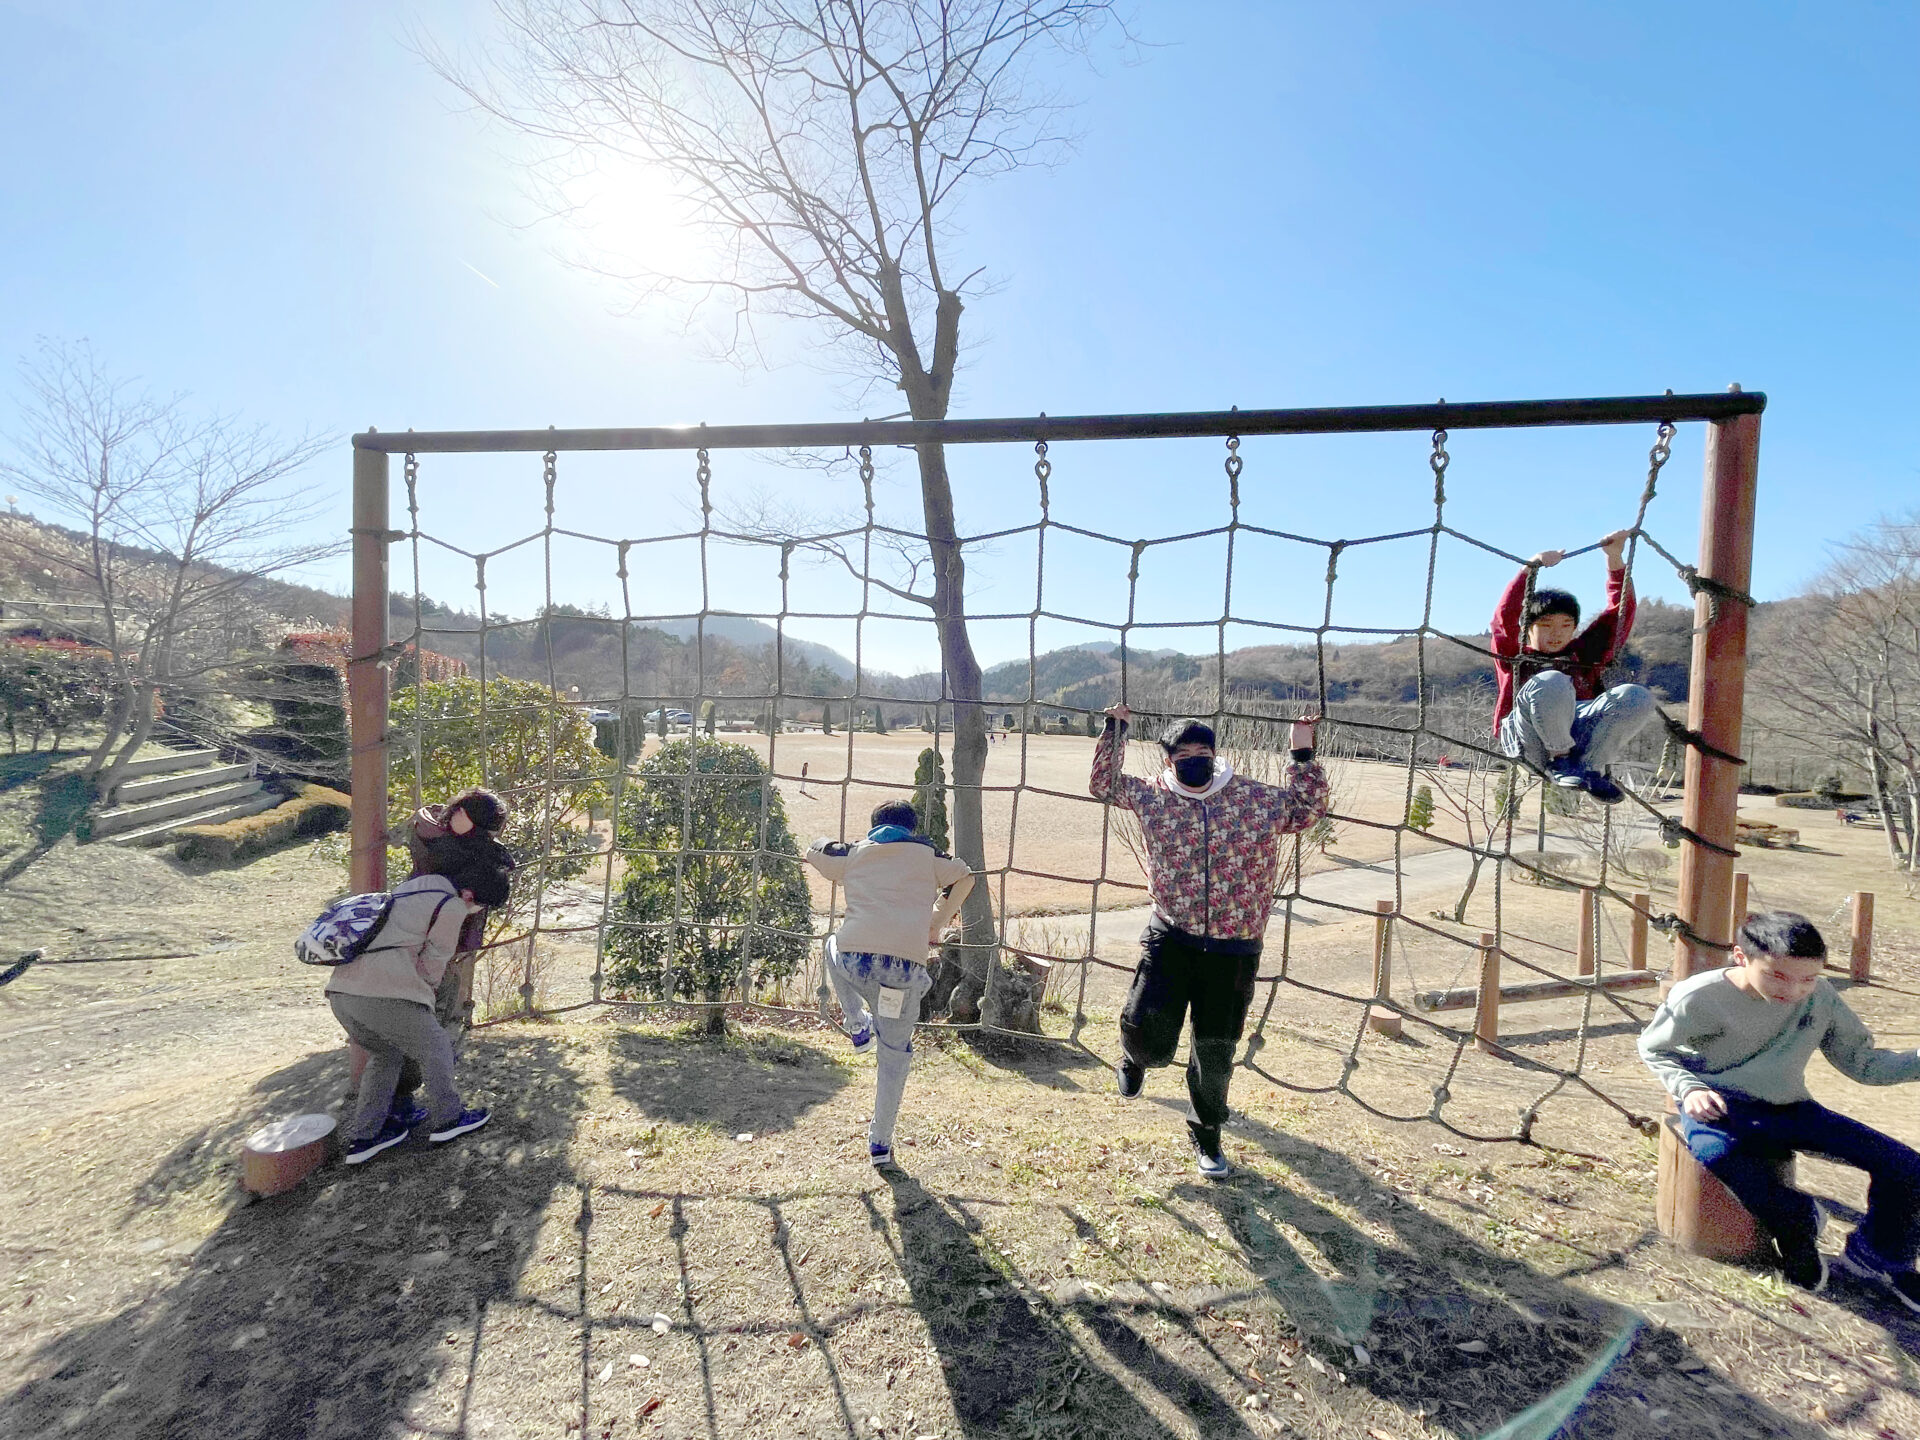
[1680,1096,1920,1266]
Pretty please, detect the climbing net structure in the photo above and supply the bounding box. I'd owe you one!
[350,392,1764,1147]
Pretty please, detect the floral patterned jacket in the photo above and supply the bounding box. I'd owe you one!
[1089,721,1331,946]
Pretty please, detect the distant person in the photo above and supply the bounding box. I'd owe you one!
[326,848,510,1164]
[348,789,513,1128]
[1490,528,1657,804]
[1090,705,1328,1180]
[799,762,812,798]
[805,800,975,1170]
[1639,911,1920,1302]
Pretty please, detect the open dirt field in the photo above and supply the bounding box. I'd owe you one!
[630,730,1452,919]
[7,745,1920,1440]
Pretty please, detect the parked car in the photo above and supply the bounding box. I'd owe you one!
[643,708,696,726]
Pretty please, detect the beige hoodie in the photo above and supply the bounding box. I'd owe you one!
[806,836,972,963]
[323,874,473,1008]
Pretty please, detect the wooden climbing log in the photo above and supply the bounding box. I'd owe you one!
[1657,1113,1784,1262]
[1629,892,1650,971]
[1416,970,1658,1014]
[1730,871,1750,940]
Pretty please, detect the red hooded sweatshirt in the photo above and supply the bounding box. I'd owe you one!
[1490,565,1636,726]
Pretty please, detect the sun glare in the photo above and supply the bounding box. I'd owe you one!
[557,155,710,282]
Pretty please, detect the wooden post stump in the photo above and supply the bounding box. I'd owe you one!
[1629,893,1650,971]
[1730,871,1750,940]
[1473,932,1500,1055]
[1851,892,1874,984]
[1656,1113,1788,1262]
[1367,899,1401,1037]
[241,1114,336,1197]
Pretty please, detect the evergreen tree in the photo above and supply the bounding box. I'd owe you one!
[913,747,951,851]
[1407,783,1436,833]
[604,738,811,1034]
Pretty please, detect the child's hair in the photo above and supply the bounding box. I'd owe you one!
[445,847,513,909]
[1160,718,1216,754]
[1525,589,1581,627]
[871,799,918,831]
[1738,910,1827,961]
[446,787,509,835]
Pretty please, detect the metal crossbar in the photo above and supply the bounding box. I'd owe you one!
[358,391,1763,1147]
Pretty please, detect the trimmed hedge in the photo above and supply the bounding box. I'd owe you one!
[174,782,352,866]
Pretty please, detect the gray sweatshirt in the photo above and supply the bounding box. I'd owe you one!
[1638,968,1920,1105]
[323,875,472,1008]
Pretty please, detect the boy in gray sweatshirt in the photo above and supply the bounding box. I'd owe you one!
[1639,910,1920,1302]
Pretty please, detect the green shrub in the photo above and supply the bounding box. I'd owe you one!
[174,782,351,866]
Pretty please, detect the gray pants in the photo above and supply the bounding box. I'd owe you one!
[826,938,934,1151]
[1499,672,1658,773]
[329,992,464,1143]
[396,953,473,1103]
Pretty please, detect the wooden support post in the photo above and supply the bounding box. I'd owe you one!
[1474,932,1500,1055]
[1660,392,1762,1258]
[1851,891,1874,984]
[1629,892,1650,971]
[1730,871,1750,941]
[1671,398,1759,985]
[1576,887,1597,977]
[348,440,391,895]
[1367,899,1401,1037]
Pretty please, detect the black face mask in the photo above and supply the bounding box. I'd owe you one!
[1172,754,1214,789]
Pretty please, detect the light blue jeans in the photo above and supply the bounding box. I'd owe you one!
[826,937,933,1151]
[1499,672,1658,773]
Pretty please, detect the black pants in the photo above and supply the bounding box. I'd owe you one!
[1119,925,1260,1148]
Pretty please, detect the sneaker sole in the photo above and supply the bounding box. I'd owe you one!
[1198,1163,1234,1182]
[429,1116,490,1143]
[1116,1068,1144,1100]
[1837,1249,1920,1312]
[343,1131,410,1165]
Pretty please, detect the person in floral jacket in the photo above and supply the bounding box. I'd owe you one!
[1090,705,1329,1179]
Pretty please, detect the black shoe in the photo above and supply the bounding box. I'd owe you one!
[1115,1060,1144,1100]
[1193,1136,1233,1181]
[1777,1233,1829,1293]
[1584,770,1626,805]
[1839,1233,1920,1314]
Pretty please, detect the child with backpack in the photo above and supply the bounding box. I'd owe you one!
[805,799,976,1170]
[324,847,510,1164]
[348,789,514,1127]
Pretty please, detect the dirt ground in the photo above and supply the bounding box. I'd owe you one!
[6,746,1920,1440]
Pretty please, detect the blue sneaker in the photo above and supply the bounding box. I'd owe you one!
[343,1117,413,1166]
[428,1108,490,1144]
[869,1142,898,1170]
[1839,1232,1920,1314]
[1547,755,1587,788]
[388,1099,428,1130]
[849,1025,876,1056]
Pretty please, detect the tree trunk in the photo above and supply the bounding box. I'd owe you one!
[83,681,135,782]
[1865,742,1908,869]
[1450,853,1486,924]
[95,686,157,803]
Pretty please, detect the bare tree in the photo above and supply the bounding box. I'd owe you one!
[1,340,334,800]
[431,0,1123,1024]
[1754,513,1920,871]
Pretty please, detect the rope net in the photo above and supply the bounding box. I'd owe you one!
[383,414,1743,1147]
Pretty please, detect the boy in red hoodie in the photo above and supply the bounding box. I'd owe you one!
[1491,529,1658,804]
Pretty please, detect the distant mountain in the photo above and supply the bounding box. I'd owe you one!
[650,616,857,680]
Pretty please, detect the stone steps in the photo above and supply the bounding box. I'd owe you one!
[91,779,265,840]
[114,747,221,780]
[103,791,282,848]
[112,762,254,806]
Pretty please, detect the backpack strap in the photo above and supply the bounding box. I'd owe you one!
[360,888,460,957]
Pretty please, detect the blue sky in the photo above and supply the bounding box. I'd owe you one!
[3,2,1915,678]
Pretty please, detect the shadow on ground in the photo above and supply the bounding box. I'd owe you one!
[0,1031,588,1440]
[607,1023,849,1134]
[0,750,90,886]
